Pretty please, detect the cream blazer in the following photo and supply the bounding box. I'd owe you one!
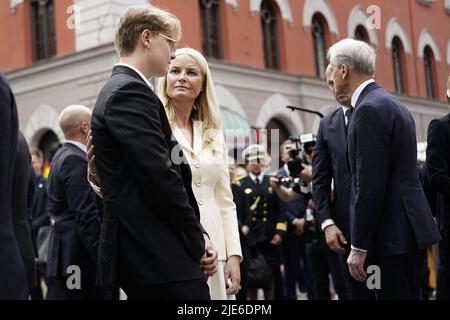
[172,122,242,262]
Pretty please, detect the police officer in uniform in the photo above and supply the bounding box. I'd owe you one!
[240,145,287,300]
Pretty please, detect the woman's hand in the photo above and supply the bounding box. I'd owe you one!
[224,255,241,295]
[86,130,102,188]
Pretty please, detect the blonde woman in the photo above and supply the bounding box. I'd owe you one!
[157,48,242,300]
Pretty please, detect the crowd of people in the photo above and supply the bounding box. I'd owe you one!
[0,3,449,301]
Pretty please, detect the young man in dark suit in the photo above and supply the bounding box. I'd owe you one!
[426,76,450,300]
[327,38,440,299]
[0,72,28,299]
[11,131,37,294]
[91,4,216,299]
[46,105,103,300]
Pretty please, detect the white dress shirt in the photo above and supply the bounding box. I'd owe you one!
[249,172,264,184]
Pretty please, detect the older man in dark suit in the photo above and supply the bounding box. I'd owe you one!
[327,38,440,299]
[46,105,103,300]
[91,4,216,299]
[426,76,450,300]
[312,65,371,300]
[0,72,28,299]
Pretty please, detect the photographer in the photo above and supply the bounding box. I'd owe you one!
[277,140,315,300]
[271,136,347,299]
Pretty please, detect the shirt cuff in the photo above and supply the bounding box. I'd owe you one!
[321,219,335,231]
[351,245,368,253]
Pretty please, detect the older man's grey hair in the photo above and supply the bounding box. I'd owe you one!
[327,38,376,76]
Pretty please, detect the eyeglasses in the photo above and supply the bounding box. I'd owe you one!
[155,33,177,51]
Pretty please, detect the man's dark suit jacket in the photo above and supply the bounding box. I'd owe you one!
[11,131,37,290]
[426,113,450,227]
[46,143,101,284]
[347,82,440,257]
[0,72,28,299]
[31,174,49,239]
[313,108,352,238]
[92,65,206,289]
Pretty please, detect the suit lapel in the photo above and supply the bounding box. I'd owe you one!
[331,108,347,143]
[192,121,203,156]
[172,124,195,157]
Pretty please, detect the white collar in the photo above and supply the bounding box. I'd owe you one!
[283,163,290,176]
[249,172,264,184]
[351,79,375,108]
[65,140,87,154]
[341,106,350,114]
[115,63,154,91]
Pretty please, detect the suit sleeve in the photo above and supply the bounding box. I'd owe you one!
[351,105,390,250]
[104,82,205,261]
[312,119,333,225]
[214,141,242,260]
[62,155,101,263]
[426,119,450,197]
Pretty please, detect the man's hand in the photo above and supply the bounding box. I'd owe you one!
[269,177,281,189]
[86,131,102,188]
[293,218,305,236]
[299,165,312,182]
[347,249,367,282]
[324,225,347,253]
[224,256,241,295]
[241,225,250,236]
[199,238,218,278]
[270,234,282,245]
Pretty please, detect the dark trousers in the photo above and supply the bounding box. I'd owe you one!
[306,239,348,300]
[122,278,210,300]
[371,250,426,300]
[437,226,450,300]
[46,276,105,300]
[282,233,314,300]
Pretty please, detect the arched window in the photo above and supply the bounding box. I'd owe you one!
[30,0,56,61]
[423,46,437,99]
[199,0,222,58]
[312,14,327,79]
[392,36,406,94]
[354,25,369,43]
[266,118,290,155]
[260,0,280,69]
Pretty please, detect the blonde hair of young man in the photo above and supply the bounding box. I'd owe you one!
[115,4,181,57]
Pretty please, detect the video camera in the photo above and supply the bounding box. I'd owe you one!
[286,133,317,178]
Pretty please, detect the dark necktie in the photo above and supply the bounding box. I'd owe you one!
[345,106,354,133]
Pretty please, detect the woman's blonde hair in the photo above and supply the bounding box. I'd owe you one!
[158,48,223,150]
[115,4,181,57]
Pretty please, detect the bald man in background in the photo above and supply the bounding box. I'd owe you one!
[46,105,103,300]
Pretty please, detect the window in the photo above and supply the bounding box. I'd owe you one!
[199,0,222,59]
[423,46,437,99]
[392,37,405,94]
[354,25,369,43]
[30,0,56,62]
[266,118,290,155]
[312,15,327,79]
[260,0,280,69]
